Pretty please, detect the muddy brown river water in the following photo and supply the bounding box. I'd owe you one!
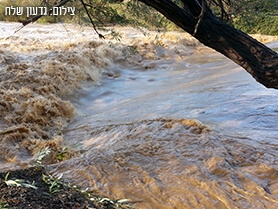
[1,22,278,208]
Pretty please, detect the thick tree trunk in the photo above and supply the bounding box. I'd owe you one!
[138,0,278,89]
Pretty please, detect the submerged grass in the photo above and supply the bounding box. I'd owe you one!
[0,167,134,209]
[0,147,134,209]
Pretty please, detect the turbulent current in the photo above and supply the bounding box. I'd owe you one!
[1,22,278,208]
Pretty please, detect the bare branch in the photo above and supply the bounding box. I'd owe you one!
[193,0,206,36]
[79,0,105,39]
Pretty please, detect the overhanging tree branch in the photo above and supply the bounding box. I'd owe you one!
[17,0,104,38]
[14,0,278,89]
[79,0,105,39]
[138,0,278,89]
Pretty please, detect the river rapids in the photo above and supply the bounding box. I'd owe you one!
[1,22,278,208]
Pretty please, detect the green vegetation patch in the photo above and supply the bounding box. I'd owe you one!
[0,167,133,209]
[230,0,278,35]
[0,147,133,209]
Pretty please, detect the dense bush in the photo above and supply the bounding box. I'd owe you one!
[229,0,278,35]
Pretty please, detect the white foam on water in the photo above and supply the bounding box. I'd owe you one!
[1,22,278,208]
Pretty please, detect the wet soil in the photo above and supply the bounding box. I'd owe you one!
[0,167,131,209]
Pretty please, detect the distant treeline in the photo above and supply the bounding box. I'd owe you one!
[0,0,277,35]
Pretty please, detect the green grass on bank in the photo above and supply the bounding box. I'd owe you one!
[229,0,278,35]
[0,0,277,35]
[0,147,134,209]
[233,14,278,36]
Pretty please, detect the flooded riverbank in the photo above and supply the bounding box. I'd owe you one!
[1,22,278,208]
